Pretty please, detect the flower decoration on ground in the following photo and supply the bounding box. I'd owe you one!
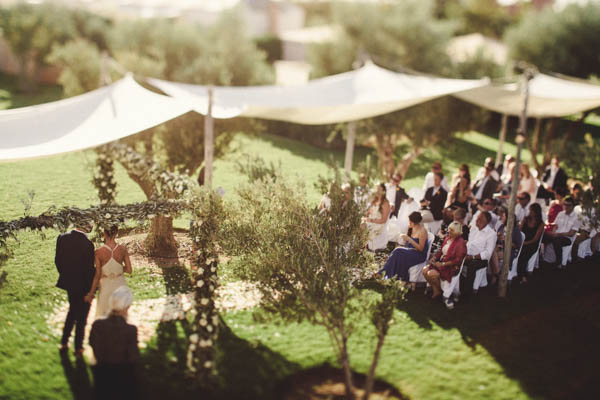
[92,146,118,205]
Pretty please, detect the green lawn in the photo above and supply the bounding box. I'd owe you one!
[1,129,599,399]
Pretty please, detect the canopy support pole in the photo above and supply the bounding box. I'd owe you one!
[495,114,508,168]
[204,87,214,188]
[344,121,356,180]
[499,68,534,298]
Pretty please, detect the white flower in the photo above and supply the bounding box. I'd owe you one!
[196,280,204,288]
[206,325,213,332]
[205,339,212,347]
[190,334,199,343]
[199,319,207,327]
[200,298,209,306]
[210,267,216,273]
[204,361,213,369]
[212,315,219,325]
[148,214,156,219]
[101,182,107,187]
[104,213,111,218]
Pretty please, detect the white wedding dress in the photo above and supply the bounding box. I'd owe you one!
[96,244,128,318]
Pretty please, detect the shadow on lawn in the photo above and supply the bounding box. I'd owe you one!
[59,352,94,400]
[398,261,600,400]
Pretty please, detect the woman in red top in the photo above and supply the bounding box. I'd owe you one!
[545,186,567,233]
[422,222,467,299]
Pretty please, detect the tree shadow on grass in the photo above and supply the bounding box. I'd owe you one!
[395,262,600,399]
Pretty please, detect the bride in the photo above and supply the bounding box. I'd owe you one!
[84,225,132,318]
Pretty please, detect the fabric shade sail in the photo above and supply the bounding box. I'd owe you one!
[148,61,489,125]
[454,73,600,118]
[0,74,191,161]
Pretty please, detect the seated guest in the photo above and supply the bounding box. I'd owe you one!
[420,172,448,223]
[447,175,472,211]
[423,162,449,192]
[571,207,596,262]
[542,196,580,268]
[515,203,545,284]
[471,163,499,209]
[538,156,568,201]
[365,183,391,250]
[515,192,531,223]
[490,206,523,285]
[453,207,470,241]
[518,163,538,201]
[571,183,584,205]
[379,212,428,286]
[471,198,499,230]
[545,187,566,233]
[475,157,500,182]
[90,286,139,400]
[460,211,497,299]
[386,173,409,218]
[450,163,471,190]
[432,208,469,256]
[499,155,516,185]
[422,222,467,305]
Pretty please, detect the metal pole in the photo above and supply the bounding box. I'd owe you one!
[499,68,534,297]
[344,121,357,180]
[204,87,214,188]
[495,114,508,169]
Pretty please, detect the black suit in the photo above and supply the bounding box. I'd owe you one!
[538,166,568,200]
[472,176,498,203]
[391,185,409,218]
[422,186,448,221]
[55,230,95,350]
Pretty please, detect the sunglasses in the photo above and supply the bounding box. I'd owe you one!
[483,201,493,206]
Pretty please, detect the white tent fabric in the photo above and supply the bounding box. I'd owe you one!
[0,74,191,161]
[454,73,600,118]
[148,62,489,125]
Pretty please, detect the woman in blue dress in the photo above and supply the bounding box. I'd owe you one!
[379,211,429,284]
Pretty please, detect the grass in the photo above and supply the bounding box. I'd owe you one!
[1,94,599,399]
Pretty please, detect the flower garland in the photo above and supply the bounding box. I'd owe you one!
[92,147,117,205]
[186,191,226,381]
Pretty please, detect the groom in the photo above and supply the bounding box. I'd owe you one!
[55,220,95,357]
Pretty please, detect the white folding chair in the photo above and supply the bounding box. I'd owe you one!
[441,258,465,304]
[543,233,577,267]
[409,232,435,290]
[507,232,526,281]
[473,234,497,292]
[576,237,593,260]
[425,220,443,236]
[527,233,544,273]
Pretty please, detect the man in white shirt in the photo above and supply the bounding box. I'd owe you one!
[475,157,500,182]
[423,162,449,192]
[514,192,531,223]
[542,196,581,267]
[470,198,499,229]
[460,211,497,300]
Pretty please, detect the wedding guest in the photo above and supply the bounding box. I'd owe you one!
[475,157,500,182]
[386,173,409,218]
[379,211,428,286]
[471,198,499,230]
[460,212,497,300]
[422,222,467,306]
[490,206,523,285]
[447,175,472,211]
[542,196,580,268]
[423,162,449,192]
[571,183,584,205]
[55,220,95,357]
[420,172,448,223]
[538,156,568,201]
[450,163,471,189]
[431,207,469,256]
[518,163,538,200]
[90,286,139,400]
[515,203,545,284]
[471,163,499,207]
[85,226,132,318]
[365,183,391,250]
[453,207,470,240]
[499,155,516,185]
[515,192,531,223]
[545,187,566,233]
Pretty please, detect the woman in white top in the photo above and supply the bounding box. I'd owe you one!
[518,163,538,200]
[85,226,133,318]
[365,183,391,250]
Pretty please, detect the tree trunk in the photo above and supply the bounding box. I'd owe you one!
[362,332,386,400]
[394,147,424,179]
[340,332,355,399]
[528,118,543,173]
[146,216,178,257]
[374,132,396,180]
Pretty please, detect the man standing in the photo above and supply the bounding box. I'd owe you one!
[420,172,448,223]
[386,173,409,218]
[471,162,499,208]
[56,220,96,357]
[460,212,497,300]
[538,156,568,201]
[423,162,449,192]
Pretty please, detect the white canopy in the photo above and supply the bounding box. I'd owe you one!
[0,74,191,161]
[148,62,489,125]
[454,73,600,118]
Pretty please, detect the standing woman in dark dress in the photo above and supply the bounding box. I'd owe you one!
[517,203,544,284]
[379,212,428,287]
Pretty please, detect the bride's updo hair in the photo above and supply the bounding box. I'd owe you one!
[104,225,118,238]
[408,211,423,224]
